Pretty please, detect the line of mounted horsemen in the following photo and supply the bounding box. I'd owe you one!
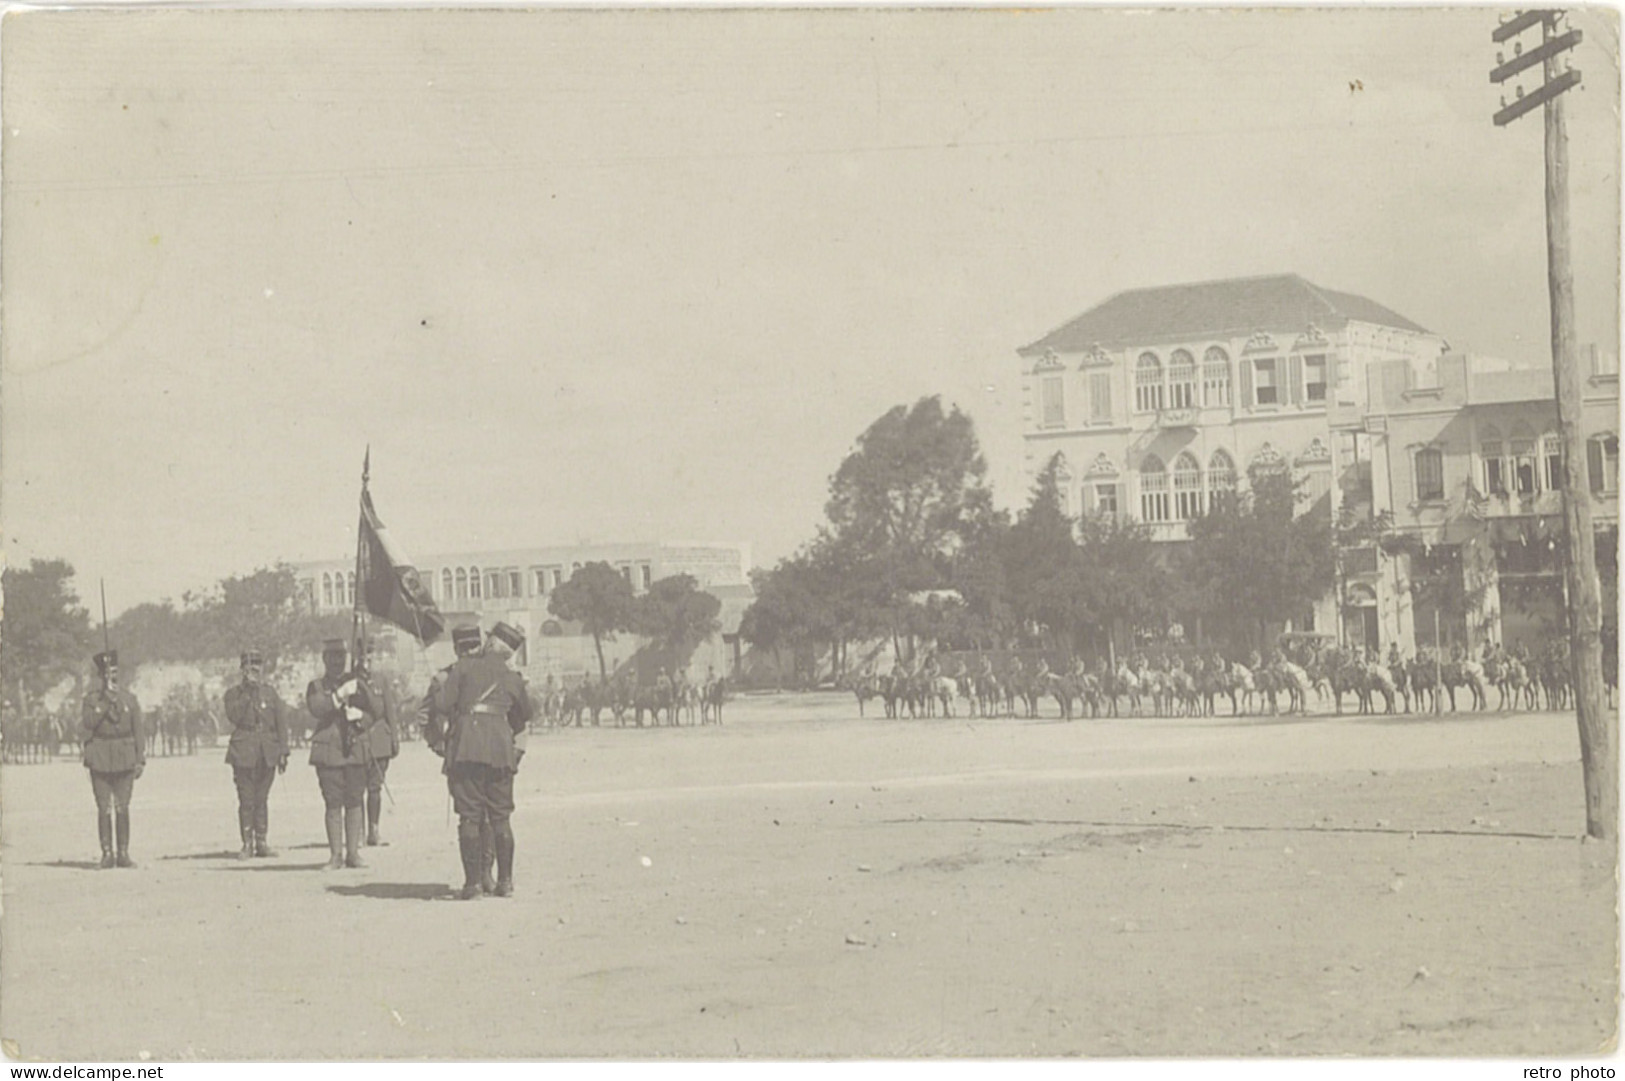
[848,637,1607,721]
[4,664,730,763]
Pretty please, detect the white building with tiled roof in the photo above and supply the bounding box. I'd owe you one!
[1017,273,1448,637]
[1018,273,1447,534]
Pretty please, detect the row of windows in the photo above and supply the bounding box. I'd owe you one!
[1036,348,1328,429]
[1413,434,1619,503]
[1138,450,1241,522]
[320,561,660,609]
[320,572,356,610]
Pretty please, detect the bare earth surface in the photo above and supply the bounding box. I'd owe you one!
[1,692,1618,1060]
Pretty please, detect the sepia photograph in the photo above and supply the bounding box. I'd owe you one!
[0,3,1619,1066]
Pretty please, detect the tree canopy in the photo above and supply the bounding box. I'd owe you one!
[548,561,637,684]
[1,559,94,710]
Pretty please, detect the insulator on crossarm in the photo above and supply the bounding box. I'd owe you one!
[1514,40,1523,56]
[1516,84,1525,99]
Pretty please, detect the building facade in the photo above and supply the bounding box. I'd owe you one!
[1331,350,1619,654]
[294,541,754,686]
[1017,273,1449,640]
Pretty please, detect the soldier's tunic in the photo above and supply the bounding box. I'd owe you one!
[81,686,145,812]
[305,673,379,809]
[362,680,399,814]
[223,680,290,839]
[434,653,532,823]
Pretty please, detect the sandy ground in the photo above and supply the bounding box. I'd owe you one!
[0,692,1617,1060]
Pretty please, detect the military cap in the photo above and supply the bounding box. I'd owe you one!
[321,638,347,656]
[490,622,525,651]
[451,625,483,654]
[93,649,118,672]
[240,649,264,668]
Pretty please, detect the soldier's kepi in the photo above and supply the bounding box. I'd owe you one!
[435,620,534,900]
[79,650,145,869]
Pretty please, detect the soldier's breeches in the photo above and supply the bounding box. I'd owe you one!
[90,770,135,814]
[316,764,366,810]
[447,763,515,825]
[232,765,275,830]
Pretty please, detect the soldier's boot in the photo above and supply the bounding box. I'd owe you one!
[254,831,278,859]
[492,819,515,898]
[237,826,255,861]
[115,809,136,868]
[479,819,497,895]
[322,807,345,870]
[365,790,383,846]
[98,814,116,869]
[344,806,366,869]
[457,822,483,900]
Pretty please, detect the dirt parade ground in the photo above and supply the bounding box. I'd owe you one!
[0,692,1618,1061]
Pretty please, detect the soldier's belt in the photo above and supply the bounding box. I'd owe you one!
[469,705,504,716]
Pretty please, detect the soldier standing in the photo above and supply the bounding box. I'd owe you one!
[435,621,533,900]
[305,639,380,870]
[223,650,290,860]
[80,650,145,869]
[424,625,499,892]
[361,655,399,847]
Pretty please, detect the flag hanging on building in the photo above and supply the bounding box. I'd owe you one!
[357,472,445,645]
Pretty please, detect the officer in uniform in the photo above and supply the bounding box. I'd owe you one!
[305,639,382,870]
[435,621,533,899]
[223,650,290,859]
[424,625,500,892]
[80,650,145,869]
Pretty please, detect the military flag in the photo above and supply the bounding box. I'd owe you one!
[354,449,444,645]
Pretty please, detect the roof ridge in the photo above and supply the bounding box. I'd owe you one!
[1291,275,1345,322]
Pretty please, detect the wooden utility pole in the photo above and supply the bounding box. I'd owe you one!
[1492,10,1614,840]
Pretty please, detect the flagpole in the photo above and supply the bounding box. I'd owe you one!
[354,446,369,667]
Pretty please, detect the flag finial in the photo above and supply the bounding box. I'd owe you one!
[362,445,370,486]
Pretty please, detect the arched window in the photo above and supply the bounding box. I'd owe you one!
[321,573,334,609]
[1480,424,1505,495]
[1509,425,1537,495]
[1202,347,1231,407]
[442,568,453,599]
[1140,455,1169,522]
[1208,449,1238,502]
[345,572,356,607]
[1135,353,1164,413]
[1172,452,1203,519]
[469,566,482,600]
[1168,350,1197,410]
[455,568,468,601]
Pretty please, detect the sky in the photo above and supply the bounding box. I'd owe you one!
[2,6,1619,616]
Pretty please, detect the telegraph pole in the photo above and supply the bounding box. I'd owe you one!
[1492,11,1614,840]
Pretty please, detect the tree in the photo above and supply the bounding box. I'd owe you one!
[634,574,722,679]
[1073,511,1166,662]
[1004,453,1081,649]
[824,396,996,656]
[108,565,347,672]
[1,559,94,711]
[1182,470,1335,654]
[548,561,637,685]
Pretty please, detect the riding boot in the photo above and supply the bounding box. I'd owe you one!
[479,818,497,895]
[255,829,277,858]
[115,809,136,868]
[237,822,254,861]
[366,789,383,846]
[493,820,515,898]
[323,807,345,869]
[344,806,366,868]
[98,814,115,869]
[457,822,483,900]
[254,799,272,856]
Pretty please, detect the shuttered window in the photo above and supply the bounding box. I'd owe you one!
[1039,375,1065,428]
[1415,448,1445,502]
[1089,372,1112,423]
